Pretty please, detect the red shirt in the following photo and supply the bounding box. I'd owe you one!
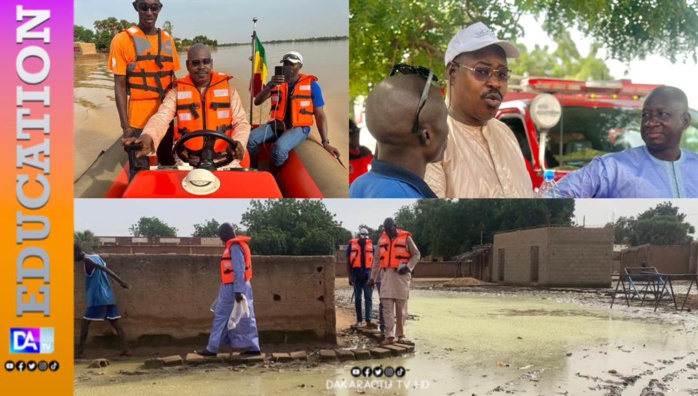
[350,147,373,184]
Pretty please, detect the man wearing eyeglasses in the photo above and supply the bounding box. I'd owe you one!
[557,86,698,198]
[121,44,250,167]
[349,70,449,198]
[108,0,181,164]
[246,52,339,170]
[424,22,534,198]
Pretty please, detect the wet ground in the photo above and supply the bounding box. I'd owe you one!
[75,280,698,395]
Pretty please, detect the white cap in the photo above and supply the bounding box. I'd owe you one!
[445,22,520,65]
[281,51,303,64]
[359,228,369,236]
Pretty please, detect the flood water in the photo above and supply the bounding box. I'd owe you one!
[73,40,349,180]
[74,289,698,395]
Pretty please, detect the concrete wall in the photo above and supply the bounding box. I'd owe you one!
[334,261,489,279]
[74,255,336,345]
[493,227,550,284]
[620,245,694,274]
[547,228,613,287]
[493,227,613,287]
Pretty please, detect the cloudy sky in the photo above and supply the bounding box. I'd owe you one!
[74,199,698,237]
[74,0,348,43]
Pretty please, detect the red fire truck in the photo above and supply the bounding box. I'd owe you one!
[497,78,698,188]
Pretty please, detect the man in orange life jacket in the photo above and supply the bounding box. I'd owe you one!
[123,44,250,167]
[346,227,375,327]
[108,0,181,166]
[197,223,260,356]
[349,119,373,184]
[246,51,340,169]
[369,218,420,345]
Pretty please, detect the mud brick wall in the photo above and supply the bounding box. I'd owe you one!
[620,245,693,274]
[493,227,613,287]
[74,255,336,345]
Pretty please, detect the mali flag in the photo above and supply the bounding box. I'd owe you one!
[250,36,268,96]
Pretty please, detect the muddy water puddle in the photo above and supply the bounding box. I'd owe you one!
[75,290,698,395]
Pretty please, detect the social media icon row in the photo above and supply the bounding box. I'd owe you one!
[350,365,406,378]
[5,360,58,372]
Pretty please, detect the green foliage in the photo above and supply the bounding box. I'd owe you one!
[180,35,218,49]
[606,202,695,246]
[74,230,99,252]
[162,20,173,36]
[93,17,134,52]
[349,0,698,100]
[241,200,352,255]
[192,218,220,237]
[129,216,178,237]
[392,199,575,259]
[74,25,95,43]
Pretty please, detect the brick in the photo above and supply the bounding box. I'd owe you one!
[215,353,231,362]
[369,348,391,359]
[185,353,205,365]
[88,358,110,368]
[162,355,183,366]
[335,349,354,362]
[382,344,407,356]
[319,349,337,362]
[244,353,266,365]
[289,351,307,361]
[352,349,371,361]
[143,358,164,369]
[394,343,415,353]
[272,353,292,362]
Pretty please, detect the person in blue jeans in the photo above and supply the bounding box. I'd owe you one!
[247,51,339,169]
[346,228,375,327]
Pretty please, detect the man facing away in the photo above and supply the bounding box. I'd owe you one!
[197,223,260,356]
[425,22,533,198]
[74,243,131,358]
[350,72,449,198]
[557,86,698,198]
[346,227,374,327]
[369,218,420,345]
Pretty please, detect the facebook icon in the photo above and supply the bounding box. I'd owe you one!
[10,328,54,354]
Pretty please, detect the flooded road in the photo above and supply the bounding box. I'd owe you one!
[75,287,698,395]
[73,40,349,181]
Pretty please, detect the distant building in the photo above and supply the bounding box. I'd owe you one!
[492,226,614,287]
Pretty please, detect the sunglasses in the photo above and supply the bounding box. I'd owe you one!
[189,58,212,67]
[136,2,162,12]
[389,64,439,134]
[452,61,511,82]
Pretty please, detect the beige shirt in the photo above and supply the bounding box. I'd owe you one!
[141,82,251,168]
[371,235,420,300]
[425,116,534,198]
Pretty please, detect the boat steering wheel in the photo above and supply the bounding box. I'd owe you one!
[174,130,237,170]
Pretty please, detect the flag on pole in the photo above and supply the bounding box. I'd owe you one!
[250,36,268,96]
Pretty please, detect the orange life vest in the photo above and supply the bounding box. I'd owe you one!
[269,73,317,128]
[348,239,374,269]
[175,72,234,152]
[378,229,412,269]
[220,235,252,284]
[125,26,176,101]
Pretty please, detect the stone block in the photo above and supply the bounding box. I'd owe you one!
[394,343,415,353]
[319,349,337,362]
[162,355,183,366]
[289,351,308,361]
[185,353,205,365]
[369,348,391,359]
[272,353,292,363]
[335,349,354,362]
[244,353,266,364]
[382,344,407,356]
[143,358,163,369]
[352,349,371,361]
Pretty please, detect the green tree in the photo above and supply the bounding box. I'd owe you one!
[349,0,698,100]
[129,216,178,237]
[93,17,133,52]
[241,200,351,255]
[192,218,220,237]
[74,25,95,43]
[605,202,695,245]
[162,20,173,36]
[74,230,99,252]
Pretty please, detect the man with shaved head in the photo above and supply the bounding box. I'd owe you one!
[424,22,534,198]
[349,69,449,198]
[557,86,698,197]
[122,43,251,168]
